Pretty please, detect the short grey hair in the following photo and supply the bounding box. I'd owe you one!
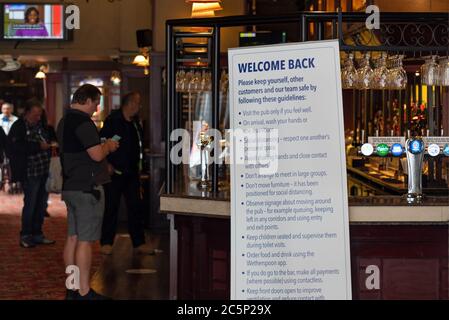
[1,103,14,110]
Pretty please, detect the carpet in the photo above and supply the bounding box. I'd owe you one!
[0,192,104,300]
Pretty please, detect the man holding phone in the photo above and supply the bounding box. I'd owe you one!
[99,92,153,255]
[57,84,119,300]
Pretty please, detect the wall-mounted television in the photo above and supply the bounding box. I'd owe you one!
[1,3,71,40]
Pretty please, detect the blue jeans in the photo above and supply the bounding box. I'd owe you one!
[21,176,48,239]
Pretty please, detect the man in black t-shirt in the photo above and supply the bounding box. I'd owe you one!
[57,84,119,300]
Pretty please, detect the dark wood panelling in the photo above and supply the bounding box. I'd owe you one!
[173,215,449,300]
[175,216,230,299]
[382,259,439,299]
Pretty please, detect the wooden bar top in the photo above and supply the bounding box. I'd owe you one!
[160,181,449,223]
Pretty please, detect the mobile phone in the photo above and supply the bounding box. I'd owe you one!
[111,135,122,142]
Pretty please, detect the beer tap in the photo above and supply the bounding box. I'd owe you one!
[405,138,424,204]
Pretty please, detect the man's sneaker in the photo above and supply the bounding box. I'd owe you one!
[100,245,113,255]
[32,235,56,245]
[65,289,77,300]
[77,289,111,300]
[20,237,36,248]
[134,244,155,255]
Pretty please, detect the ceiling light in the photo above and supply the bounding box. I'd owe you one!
[35,65,48,79]
[186,0,223,18]
[133,47,151,75]
[137,57,150,67]
[133,54,147,65]
[35,71,46,79]
[111,70,121,85]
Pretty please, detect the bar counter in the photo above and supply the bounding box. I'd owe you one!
[161,181,449,300]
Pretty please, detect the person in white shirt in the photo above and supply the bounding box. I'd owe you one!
[1,102,19,193]
[1,103,19,135]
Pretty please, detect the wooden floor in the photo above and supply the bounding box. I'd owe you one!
[91,230,170,300]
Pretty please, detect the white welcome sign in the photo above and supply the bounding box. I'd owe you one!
[229,40,352,300]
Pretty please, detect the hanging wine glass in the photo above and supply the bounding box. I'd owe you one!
[341,53,356,89]
[200,70,207,92]
[188,71,201,92]
[372,52,388,90]
[176,70,185,92]
[181,70,193,92]
[220,70,228,93]
[204,71,212,92]
[438,57,449,86]
[386,56,397,90]
[394,55,407,90]
[387,55,407,90]
[421,55,439,86]
[355,52,373,90]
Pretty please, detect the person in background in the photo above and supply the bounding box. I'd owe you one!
[99,92,153,255]
[1,103,19,192]
[41,110,57,218]
[1,102,18,135]
[0,100,8,190]
[7,99,55,248]
[1,103,21,194]
[0,124,5,164]
[57,84,119,300]
[15,7,49,38]
[0,117,5,190]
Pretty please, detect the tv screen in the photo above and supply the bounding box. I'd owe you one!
[2,3,65,40]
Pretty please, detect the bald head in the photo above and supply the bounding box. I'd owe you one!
[121,92,141,118]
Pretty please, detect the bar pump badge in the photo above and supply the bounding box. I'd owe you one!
[443,144,449,157]
[376,143,389,157]
[361,143,374,156]
[427,144,440,157]
[391,143,403,157]
[409,140,424,154]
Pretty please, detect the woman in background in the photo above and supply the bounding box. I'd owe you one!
[15,7,49,38]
